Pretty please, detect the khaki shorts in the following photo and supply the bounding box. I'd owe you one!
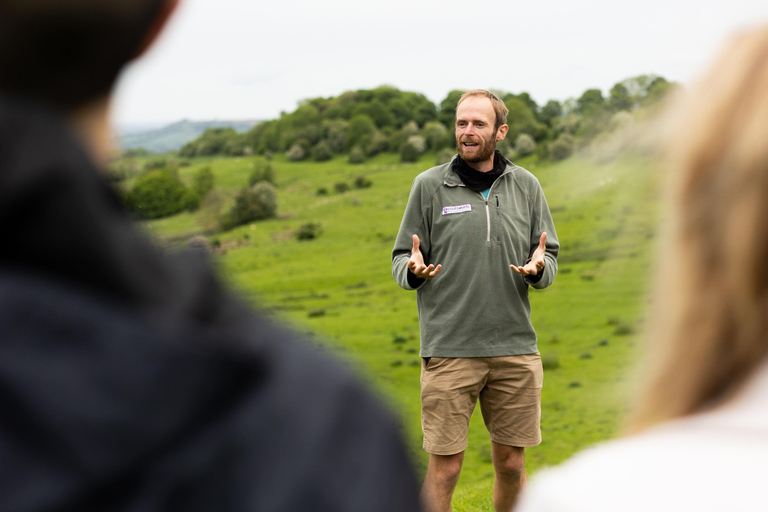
[420,354,543,455]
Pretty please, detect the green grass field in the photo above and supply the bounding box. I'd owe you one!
[143,150,660,511]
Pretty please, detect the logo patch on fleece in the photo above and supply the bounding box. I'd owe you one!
[442,204,472,215]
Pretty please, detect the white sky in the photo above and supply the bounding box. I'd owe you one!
[113,0,768,127]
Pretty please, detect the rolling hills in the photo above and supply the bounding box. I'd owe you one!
[143,149,660,511]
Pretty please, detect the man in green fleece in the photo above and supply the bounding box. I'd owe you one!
[392,89,559,512]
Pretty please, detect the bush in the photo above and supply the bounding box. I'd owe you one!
[286,143,306,161]
[192,166,215,199]
[348,146,366,164]
[496,139,514,159]
[311,140,333,161]
[400,141,421,163]
[406,134,427,154]
[334,182,349,194]
[316,187,328,196]
[296,222,323,240]
[548,134,574,161]
[249,160,276,186]
[435,148,454,165]
[366,131,389,156]
[514,133,537,156]
[354,175,372,189]
[220,182,277,230]
[402,120,420,137]
[421,121,449,150]
[125,169,197,219]
[144,158,169,171]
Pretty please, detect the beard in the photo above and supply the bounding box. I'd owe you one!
[456,129,498,163]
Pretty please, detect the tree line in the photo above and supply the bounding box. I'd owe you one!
[177,75,674,164]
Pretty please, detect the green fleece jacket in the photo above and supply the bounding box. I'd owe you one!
[392,155,559,357]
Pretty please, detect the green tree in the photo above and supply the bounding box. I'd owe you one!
[348,146,366,164]
[438,90,463,128]
[514,133,537,157]
[421,121,449,150]
[548,134,574,161]
[321,119,348,152]
[221,182,277,230]
[644,76,674,105]
[608,83,633,111]
[286,143,306,161]
[539,100,563,127]
[192,166,215,199]
[504,97,539,142]
[366,131,389,156]
[125,170,197,219]
[347,114,376,149]
[312,140,333,161]
[576,89,605,115]
[400,140,421,163]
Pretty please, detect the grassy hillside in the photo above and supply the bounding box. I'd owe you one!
[144,150,660,511]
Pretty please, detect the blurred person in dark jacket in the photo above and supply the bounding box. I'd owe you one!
[0,1,421,511]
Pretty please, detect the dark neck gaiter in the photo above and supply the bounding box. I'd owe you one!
[452,150,506,192]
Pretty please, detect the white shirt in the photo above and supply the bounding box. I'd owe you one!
[517,361,768,512]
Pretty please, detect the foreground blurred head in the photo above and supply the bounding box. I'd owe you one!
[632,25,768,430]
[0,0,177,110]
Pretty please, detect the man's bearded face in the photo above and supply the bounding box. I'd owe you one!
[456,126,498,163]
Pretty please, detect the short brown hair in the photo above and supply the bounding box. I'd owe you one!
[457,90,509,131]
[0,0,167,109]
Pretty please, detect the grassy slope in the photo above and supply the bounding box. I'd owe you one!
[145,150,659,511]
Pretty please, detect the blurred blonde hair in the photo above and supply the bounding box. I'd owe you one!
[630,25,768,431]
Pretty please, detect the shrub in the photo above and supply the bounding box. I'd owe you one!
[125,169,197,219]
[286,143,306,161]
[402,120,420,137]
[421,121,449,150]
[220,182,277,230]
[406,134,427,154]
[496,138,515,159]
[548,134,574,161]
[514,133,537,156]
[296,222,323,240]
[365,130,389,156]
[435,148,454,165]
[316,187,328,196]
[348,146,366,164]
[400,140,421,163]
[354,175,372,189]
[249,160,276,186]
[144,158,169,171]
[334,182,349,194]
[192,166,215,199]
[311,140,333,161]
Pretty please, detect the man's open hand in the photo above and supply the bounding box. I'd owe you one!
[407,234,442,279]
[510,232,547,276]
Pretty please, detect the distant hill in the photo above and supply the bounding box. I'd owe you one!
[117,119,261,153]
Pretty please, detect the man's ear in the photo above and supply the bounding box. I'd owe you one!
[496,124,509,141]
[132,0,181,60]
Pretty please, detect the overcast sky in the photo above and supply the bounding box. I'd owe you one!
[113,0,768,129]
